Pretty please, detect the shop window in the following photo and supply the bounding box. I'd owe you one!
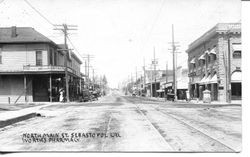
[233,51,241,58]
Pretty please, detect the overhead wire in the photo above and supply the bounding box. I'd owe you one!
[23,0,54,26]
[66,36,86,61]
[23,0,85,64]
[140,0,166,54]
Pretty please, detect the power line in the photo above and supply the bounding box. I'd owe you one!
[23,0,54,26]
[66,36,85,61]
[140,0,166,53]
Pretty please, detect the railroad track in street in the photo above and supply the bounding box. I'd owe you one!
[122,96,236,152]
[153,107,236,152]
[122,96,174,150]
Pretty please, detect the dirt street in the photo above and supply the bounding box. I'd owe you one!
[0,91,241,152]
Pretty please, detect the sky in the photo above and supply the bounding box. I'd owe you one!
[0,0,241,88]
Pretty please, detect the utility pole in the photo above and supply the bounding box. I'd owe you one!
[85,60,87,88]
[165,61,168,99]
[150,65,153,97]
[227,34,232,103]
[92,68,95,90]
[88,54,90,90]
[54,23,77,102]
[143,58,146,96]
[166,61,168,84]
[153,47,157,97]
[82,54,94,90]
[172,24,176,101]
[136,66,138,95]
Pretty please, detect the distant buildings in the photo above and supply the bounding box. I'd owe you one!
[186,23,241,102]
[0,26,82,103]
[135,67,188,100]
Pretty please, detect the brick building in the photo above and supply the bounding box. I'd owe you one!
[0,26,82,103]
[186,23,241,102]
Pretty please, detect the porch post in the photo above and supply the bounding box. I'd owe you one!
[79,77,82,93]
[50,74,52,102]
[24,75,27,103]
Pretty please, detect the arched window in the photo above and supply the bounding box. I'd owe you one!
[231,70,242,83]
[233,51,241,58]
[232,44,241,59]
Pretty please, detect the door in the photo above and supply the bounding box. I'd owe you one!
[33,76,49,102]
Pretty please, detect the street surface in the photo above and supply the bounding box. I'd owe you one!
[0,91,241,152]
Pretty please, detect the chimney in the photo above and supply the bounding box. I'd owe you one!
[11,26,17,38]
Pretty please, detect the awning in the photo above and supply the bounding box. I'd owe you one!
[232,44,241,51]
[209,47,216,55]
[200,75,212,84]
[200,76,207,84]
[210,74,218,83]
[190,58,195,64]
[198,54,205,60]
[204,74,211,83]
[231,71,242,82]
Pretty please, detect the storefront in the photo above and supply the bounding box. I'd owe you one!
[198,73,218,101]
[177,80,188,100]
[231,71,242,100]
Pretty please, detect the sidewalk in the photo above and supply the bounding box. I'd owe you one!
[136,96,242,105]
[0,102,46,112]
[0,102,52,128]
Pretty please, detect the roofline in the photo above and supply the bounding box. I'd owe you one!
[186,23,241,53]
[0,41,56,45]
[71,52,83,64]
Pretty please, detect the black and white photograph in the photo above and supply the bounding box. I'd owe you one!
[0,0,245,154]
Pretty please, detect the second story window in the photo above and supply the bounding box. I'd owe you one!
[207,54,210,63]
[233,51,241,58]
[199,59,205,66]
[36,51,43,66]
[198,54,205,67]
[190,57,196,71]
[54,51,57,65]
[232,44,241,59]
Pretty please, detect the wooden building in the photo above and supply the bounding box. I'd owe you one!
[0,26,82,103]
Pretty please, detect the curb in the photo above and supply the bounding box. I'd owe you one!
[0,112,38,128]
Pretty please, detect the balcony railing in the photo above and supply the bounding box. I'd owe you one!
[23,65,77,75]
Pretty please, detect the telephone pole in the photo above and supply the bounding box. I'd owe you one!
[164,61,168,99]
[135,66,138,95]
[169,25,180,100]
[152,47,158,97]
[166,61,168,84]
[82,54,94,90]
[54,23,77,102]
[92,68,95,90]
[227,34,232,103]
[143,58,146,96]
[172,24,176,100]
